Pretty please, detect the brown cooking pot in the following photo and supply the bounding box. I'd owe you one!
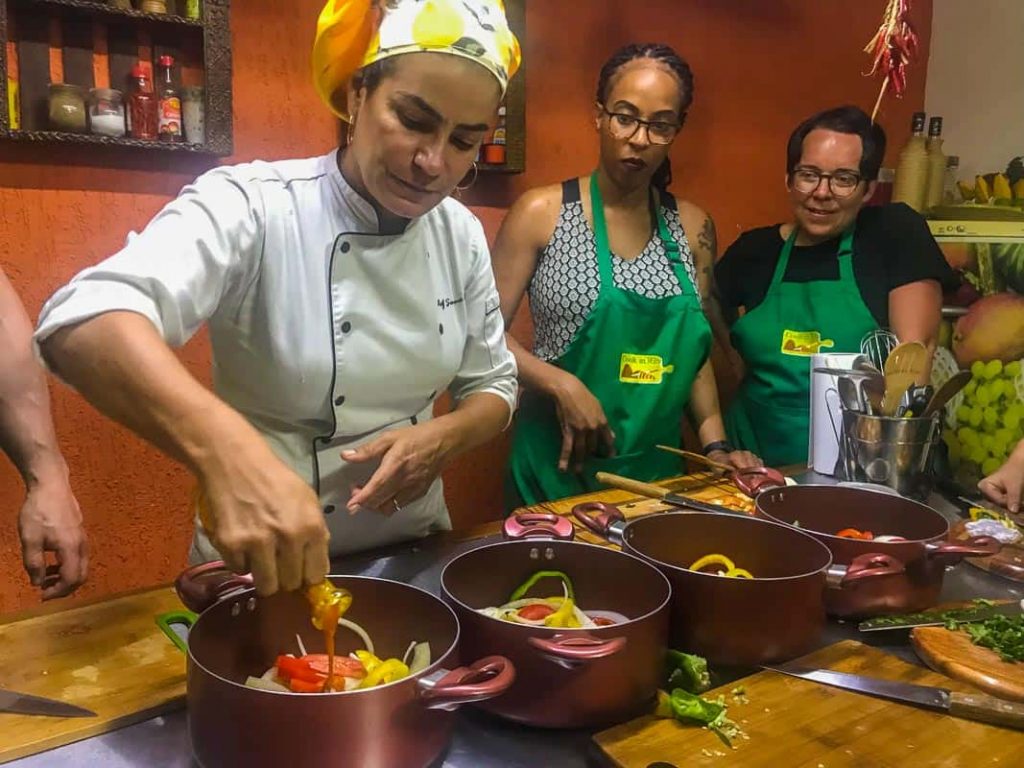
[441,536,671,729]
[174,562,515,768]
[574,506,905,666]
[754,485,1002,617]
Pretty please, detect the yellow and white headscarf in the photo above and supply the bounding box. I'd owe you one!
[313,0,522,122]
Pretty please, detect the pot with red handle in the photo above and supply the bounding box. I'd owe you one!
[754,485,1002,617]
[441,521,671,728]
[173,562,515,768]
[573,505,905,666]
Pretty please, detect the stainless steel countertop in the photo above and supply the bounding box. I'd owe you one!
[10,478,1022,768]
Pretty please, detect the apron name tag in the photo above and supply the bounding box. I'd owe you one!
[619,353,674,384]
[781,329,835,357]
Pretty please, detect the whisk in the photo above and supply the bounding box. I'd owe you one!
[860,329,899,371]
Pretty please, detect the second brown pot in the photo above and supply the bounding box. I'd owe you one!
[441,539,671,728]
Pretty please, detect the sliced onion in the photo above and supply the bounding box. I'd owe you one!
[585,610,630,626]
[337,617,374,655]
[408,642,432,674]
[401,640,417,666]
[261,665,281,682]
[245,675,289,693]
[295,633,308,657]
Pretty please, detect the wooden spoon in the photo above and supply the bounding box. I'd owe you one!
[881,341,929,417]
[655,444,732,473]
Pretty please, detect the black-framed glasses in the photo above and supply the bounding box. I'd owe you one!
[600,105,680,145]
[789,166,864,198]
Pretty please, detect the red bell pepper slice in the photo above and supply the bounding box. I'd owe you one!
[517,603,556,621]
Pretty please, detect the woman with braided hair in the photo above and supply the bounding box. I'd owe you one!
[494,42,761,508]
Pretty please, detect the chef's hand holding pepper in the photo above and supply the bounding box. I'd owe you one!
[198,435,331,597]
[979,439,1024,514]
[548,369,616,473]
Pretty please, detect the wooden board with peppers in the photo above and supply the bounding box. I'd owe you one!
[595,640,1024,768]
[514,471,756,547]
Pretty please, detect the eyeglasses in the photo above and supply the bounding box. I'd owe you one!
[600,105,680,145]
[789,167,864,198]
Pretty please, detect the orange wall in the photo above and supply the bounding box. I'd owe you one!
[0,0,933,613]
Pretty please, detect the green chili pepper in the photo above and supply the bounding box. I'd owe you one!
[665,649,711,694]
[509,570,575,602]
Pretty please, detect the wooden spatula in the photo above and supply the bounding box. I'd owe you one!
[881,341,928,417]
[922,370,972,419]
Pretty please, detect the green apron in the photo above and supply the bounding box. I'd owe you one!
[508,173,712,507]
[724,225,878,467]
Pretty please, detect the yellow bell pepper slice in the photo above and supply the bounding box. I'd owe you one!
[688,554,735,573]
[543,597,582,628]
[358,658,410,688]
[725,568,754,579]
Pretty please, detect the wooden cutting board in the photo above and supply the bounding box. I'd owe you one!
[518,471,755,547]
[594,640,1024,768]
[912,626,1024,702]
[0,586,187,764]
[950,518,1024,583]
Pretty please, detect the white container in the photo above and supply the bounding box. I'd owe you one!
[808,352,861,475]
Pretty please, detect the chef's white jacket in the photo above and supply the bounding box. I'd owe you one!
[35,150,518,559]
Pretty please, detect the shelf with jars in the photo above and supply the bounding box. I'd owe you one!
[0,0,231,156]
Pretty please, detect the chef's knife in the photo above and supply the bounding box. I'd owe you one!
[764,666,1024,730]
[0,687,96,718]
[594,471,742,515]
[858,599,1024,632]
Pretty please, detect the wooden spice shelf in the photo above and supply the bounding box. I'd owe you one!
[21,0,202,27]
[0,127,220,153]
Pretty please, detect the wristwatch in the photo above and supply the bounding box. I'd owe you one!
[702,440,734,456]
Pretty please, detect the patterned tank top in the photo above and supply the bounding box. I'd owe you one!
[527,178,699,361]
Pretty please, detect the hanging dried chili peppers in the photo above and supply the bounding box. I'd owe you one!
[863,0,919,122]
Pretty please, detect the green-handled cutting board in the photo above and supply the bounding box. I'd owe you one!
[594,640,1024,767]
[0,586,187,764]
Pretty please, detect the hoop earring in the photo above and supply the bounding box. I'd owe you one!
[346,118,356,147]
[455,162,478,193]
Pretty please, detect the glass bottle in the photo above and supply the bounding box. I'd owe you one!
[943,155,961,205]
[156,55,183,143]
[924,116,946,211]
[892,112,928,212]
[127,65,158,140]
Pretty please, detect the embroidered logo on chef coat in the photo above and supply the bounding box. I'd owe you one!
[619,353,674,384]
[780,329,835,357]
[437,297,465,309]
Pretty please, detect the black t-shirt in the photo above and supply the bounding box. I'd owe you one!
[715,203,957,328]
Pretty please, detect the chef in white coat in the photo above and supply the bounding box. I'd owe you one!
[34,0,521,596]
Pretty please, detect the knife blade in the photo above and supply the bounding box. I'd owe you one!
[763,666,1024,730]
[858,599,1024,632]
[0,687,96,718]
[594,471,745,516]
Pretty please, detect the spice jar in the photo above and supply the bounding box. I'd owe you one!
[182,86,205,144]
[139,0,168,13]
[108,0,133,9]
[48,83,87,133]
[88,88,126,137]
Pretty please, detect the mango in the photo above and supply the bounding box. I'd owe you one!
[957,180,975,202]
[952,292,1024,366]
[975,175,992,204]
[1013,179,1024,202]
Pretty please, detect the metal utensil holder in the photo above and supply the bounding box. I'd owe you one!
[835,408,941,499]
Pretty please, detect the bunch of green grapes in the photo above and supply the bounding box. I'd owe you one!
[943,359,1024,479]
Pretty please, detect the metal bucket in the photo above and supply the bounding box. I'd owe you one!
[837,411,940,499]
